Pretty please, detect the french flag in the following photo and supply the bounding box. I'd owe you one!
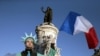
[60,11,99,49]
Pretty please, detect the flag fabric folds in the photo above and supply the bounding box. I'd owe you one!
[60,11,99,49]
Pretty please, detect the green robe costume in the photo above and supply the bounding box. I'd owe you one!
[16,48,56,56]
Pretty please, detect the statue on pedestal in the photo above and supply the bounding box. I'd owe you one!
[41,7,52,25]
[35,7,60,56]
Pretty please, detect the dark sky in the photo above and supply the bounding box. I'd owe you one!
[0,0,100,56]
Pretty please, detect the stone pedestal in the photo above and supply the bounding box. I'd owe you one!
[35,22,60,56]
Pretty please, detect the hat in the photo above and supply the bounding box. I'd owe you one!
[22,33,36,43]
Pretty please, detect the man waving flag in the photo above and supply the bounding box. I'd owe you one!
[60,11,99,49]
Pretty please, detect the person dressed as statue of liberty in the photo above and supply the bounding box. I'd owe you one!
[16,33,37,56]
[16,33,57,56]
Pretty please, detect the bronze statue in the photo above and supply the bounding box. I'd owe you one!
[41,7,52,24]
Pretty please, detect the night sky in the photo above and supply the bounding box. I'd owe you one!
[0,0,100,56]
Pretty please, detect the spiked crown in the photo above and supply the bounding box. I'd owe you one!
[22,33,36,43]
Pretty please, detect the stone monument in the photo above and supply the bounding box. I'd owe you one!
[35,7,60,56]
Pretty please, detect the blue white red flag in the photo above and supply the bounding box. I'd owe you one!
[60,11,99,49]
